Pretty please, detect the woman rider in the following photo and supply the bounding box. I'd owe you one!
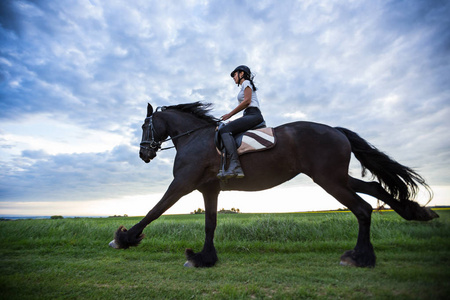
[218,65,265,179]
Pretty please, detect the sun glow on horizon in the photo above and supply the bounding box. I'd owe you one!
[1,185,448,218]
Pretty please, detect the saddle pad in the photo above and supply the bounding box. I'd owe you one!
[237,127,276,155]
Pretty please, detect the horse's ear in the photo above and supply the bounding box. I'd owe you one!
[147,103,154,117]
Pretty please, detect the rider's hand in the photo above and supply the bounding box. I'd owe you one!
[221,113,233,121]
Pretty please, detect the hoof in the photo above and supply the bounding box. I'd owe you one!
[340,250,358,266]
[403,202,440,221]
[184,261,195,268]
[425,207,439,220]
[109,239,119,249]
[340,257,357,267]
[113,225,145,249]
[340,250,376,268]
[184,248,218,268]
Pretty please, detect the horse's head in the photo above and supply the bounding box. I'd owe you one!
[139,103,164,163]
[139,102,219,163]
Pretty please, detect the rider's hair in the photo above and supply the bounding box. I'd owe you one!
[241,71,258,92]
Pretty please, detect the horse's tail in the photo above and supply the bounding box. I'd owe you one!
[335,127,432,204]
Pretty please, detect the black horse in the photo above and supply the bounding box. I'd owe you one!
[109,102,438,268]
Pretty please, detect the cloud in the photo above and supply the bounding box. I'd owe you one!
[0,143,175,202]
[0,0,449,212]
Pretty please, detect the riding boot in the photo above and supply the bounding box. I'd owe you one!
[219,133,245,179]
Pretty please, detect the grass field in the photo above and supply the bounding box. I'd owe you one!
[0,210,449,299]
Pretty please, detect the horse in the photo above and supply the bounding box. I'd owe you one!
[109,102,438,268]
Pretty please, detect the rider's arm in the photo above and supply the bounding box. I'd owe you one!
[221,87,252,121]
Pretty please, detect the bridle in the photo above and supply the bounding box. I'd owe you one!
[140,106,219,153]
[140,115,165,152]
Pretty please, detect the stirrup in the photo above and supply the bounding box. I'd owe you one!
[230,164,245,178]
[217,169,226,179]
[234,169,245,178]
[222,166,245,179]
[217,167,245,179]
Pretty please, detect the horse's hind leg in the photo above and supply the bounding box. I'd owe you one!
[315,176,376,267]
[348,177,438,221]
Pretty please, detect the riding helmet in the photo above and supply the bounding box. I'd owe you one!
[230,65,251,77]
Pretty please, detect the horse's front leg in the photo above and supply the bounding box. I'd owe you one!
[109,178,195,249]
[185,184,220,267]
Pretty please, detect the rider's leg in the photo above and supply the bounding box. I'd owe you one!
[217,107,264,179]
[220,132,245,179]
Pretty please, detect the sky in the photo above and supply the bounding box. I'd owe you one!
[1,0,449,217]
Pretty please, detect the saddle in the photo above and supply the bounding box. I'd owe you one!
[215,121,276,156]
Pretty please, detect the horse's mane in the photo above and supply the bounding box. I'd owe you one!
[163,102,220,124]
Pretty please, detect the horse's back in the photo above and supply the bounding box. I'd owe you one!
[277,121,352,179]
[222,121,351,191]
[274,121,351,152]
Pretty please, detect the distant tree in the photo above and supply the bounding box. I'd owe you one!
[192,208,205,214]
[218,208,240,214]
[50,215,63,219]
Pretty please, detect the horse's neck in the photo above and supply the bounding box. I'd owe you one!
[161,111,212,137]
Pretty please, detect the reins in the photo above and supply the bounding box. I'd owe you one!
[157,122,215,151]
[140,108,219,152]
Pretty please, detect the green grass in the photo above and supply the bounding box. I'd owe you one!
[0,210,449,299]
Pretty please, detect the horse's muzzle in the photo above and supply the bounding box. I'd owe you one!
[139,148,156,163]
